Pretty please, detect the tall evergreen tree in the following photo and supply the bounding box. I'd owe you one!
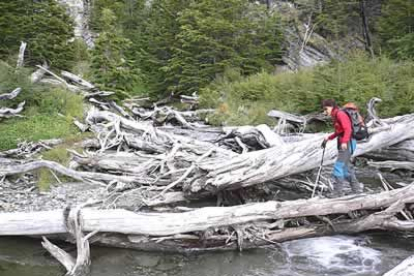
[164,0,283,95]
[0,0,75,68]
[377,0,414,59]
[131,0,187,96]
[90,8,143,98]
[134,0,283,96]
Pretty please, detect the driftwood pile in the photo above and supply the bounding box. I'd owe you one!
[2,46,414,275]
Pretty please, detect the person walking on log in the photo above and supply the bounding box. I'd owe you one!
[321,99,363,197]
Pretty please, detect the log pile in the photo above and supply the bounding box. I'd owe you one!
[2,63,414,275]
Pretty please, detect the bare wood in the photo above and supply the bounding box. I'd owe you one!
[61,70,95,90]
[36,66,82,93]
[16,41,27,68]
[363,139,414,162]
[0,159,156,185]
[0,138,63,158]
[41,237,75,271]
[41,206,93,276]
[36,65,70,87]
[2,185,414,237]
[0,88,21,100]
[221,124,284,149]
[197,115,414,193]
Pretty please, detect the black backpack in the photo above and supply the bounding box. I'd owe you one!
[342,103,369,141]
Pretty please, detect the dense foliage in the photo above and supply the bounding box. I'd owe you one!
[0,63,84,151]
[91,0,284,97]
[377,0,414,59]
[90,8,144,97]
[0,0,414,130]
[0,0,75,68]
[201,53,414,125]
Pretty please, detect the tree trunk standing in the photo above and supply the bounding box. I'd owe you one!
[360,0,374,57]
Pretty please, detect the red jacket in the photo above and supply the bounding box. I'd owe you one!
[328,107,352,144]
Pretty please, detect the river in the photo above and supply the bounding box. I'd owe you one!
[0,233,411,276]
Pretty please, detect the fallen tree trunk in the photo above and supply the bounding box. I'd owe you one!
[195,114,414,194]
[3,111,414,198]
[363,139,414,162]
[61,70,95,90]
[367,160,414,171]
[2,185,414,237]
[0,101,25,118]
[16,41,27,68]
[0,88,21,100]
[42,205,95,276]
[1,185,414,252]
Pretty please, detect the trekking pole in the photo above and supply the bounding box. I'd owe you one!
[312,145,326,197]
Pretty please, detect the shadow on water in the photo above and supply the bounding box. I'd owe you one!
[0,233,413,276]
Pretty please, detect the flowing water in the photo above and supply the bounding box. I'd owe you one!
[0,233,412,276]
[1,171,411,276]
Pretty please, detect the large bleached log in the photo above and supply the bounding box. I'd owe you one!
[220,124,285,150]
[195,114,414,194]
[364,140,414,162]
[0,159,159,185]
[86,108,237,158]
[1,185,414,237]
[367,160,414,171]
[16,41,27,68]
[42,206,94,276]
[1,185,414,252]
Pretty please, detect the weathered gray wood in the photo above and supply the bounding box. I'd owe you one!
[30,63,48,83]
[61,70,95,90]
[368,160,414,171]
[41,206,93,276]
[0,159,156,185]
[41,237,75,271]
[16,41,27,68]
[0,101,25,118]
[1,185,414,237]
[196,114,414,194]
[383,256,414,276]
[363,139,414,162]
[0,88,21,100]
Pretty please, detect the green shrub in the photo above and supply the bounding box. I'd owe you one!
[0,115,81,151]
[0,0,75,69]
[201,52,414,125]
[25,88,85,119]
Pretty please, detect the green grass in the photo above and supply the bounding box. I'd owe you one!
[37,142,87,191]
[0,115,81,151]
[0,61,88,190]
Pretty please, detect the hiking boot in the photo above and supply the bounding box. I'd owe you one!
[325,179,345,198]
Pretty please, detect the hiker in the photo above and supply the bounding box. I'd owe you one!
[321,99,364,197]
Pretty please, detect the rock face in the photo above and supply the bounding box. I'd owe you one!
[272,1,335,71]
[56,0,94,48]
